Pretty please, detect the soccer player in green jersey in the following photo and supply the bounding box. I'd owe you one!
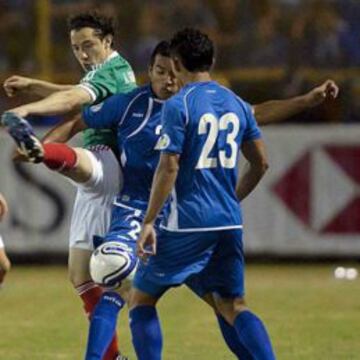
[3,12,136,360]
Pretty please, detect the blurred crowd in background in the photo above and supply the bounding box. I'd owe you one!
[0,0,359,123]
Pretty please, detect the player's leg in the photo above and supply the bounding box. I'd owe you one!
[129,230,221,360]
[0,236,11,286]
[85,235,139,360]
[67,149,123,360]
[1,112,96,183]
[185,277,252,360]
[129,278,168,360]
[69,246,122,360]
[71,247,123,360]
[209,229,276,360]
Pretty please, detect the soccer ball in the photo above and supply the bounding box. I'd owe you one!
[90,241,137,289]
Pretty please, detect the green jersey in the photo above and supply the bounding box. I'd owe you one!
[78,51,136,150]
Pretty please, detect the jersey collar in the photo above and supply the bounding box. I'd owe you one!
[148,84,166,104]
[89,51,119,71]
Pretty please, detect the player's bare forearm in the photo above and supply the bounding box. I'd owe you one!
[3,75,74,98]
[27,80,75,98]
[236,139,268,201]
[42,114,87,144]
[253,79,339,125]
[8,87,92,118]
[144,153,179,224]
[253,96,307,125]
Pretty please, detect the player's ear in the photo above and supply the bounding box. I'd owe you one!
[104,35,113,49]
[148,65,153,79]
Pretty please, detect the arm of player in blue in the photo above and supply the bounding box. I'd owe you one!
[158,98,187,154]
[242,101,263,142]
[82,93,131,129]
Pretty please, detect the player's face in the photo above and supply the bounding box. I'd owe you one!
[70,27,112,71]
[149,55,179,100]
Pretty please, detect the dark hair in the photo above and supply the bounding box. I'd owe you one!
[150,41,171,66]
[68,12,115,45]
[169,28,214,72]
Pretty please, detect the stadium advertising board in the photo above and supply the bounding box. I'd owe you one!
[1,126,360,257]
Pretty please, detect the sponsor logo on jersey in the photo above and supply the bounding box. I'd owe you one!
[132,112,144,118]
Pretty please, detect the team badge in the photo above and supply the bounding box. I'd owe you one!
[90,102,104,112]
[155,134,170,150]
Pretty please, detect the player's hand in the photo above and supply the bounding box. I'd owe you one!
[3,75,32,97]
[305,79,339,107]
[137,223,157,260]
[0,193,9,222]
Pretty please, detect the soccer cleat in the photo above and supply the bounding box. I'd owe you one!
[1,112,44,163]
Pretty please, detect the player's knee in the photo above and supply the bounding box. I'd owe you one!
[129,288,158,309]
[214,296,247,325]
[68,267,91,288]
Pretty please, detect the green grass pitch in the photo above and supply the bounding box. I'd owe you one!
[1,264,360,359]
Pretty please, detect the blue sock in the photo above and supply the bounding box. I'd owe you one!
[85,291,125,360]
[234,310,276,360]
[216,314,253,360]
[129,306,162,360]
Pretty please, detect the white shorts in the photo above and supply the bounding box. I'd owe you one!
[69,147,122,251]
[0,235,4,249]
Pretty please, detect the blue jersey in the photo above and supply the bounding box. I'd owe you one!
[83,84,164,211]
[158,81,261,232]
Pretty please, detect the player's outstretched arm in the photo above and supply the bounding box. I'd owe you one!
[4,75,75,99]
[253,79,339,125]
[6,87,92,118]
[236,139,269,201]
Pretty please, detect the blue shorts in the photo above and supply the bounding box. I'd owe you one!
[95,204,163,273]
[105,204,144,243]
[133,228,244,299]
[91,205,144,267]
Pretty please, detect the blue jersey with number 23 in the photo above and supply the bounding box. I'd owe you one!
[158,81,262,232]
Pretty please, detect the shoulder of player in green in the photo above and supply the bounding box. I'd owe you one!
[79,51,137,105]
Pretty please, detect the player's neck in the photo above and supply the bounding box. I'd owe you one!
[181,72,212,86]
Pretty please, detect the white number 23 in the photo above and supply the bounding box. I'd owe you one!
[196,113,240,169]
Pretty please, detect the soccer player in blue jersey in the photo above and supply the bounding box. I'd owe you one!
[130,28,276,360]
[81,41,178,360]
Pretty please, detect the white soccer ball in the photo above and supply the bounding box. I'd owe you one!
[90,241,137,289]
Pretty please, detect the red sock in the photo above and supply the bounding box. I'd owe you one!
[43,143,77,171]
[76,281,120,360]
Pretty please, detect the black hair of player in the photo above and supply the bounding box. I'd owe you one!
[68,11,115,47]
[150,41,171,67]
[169,28,214,72]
